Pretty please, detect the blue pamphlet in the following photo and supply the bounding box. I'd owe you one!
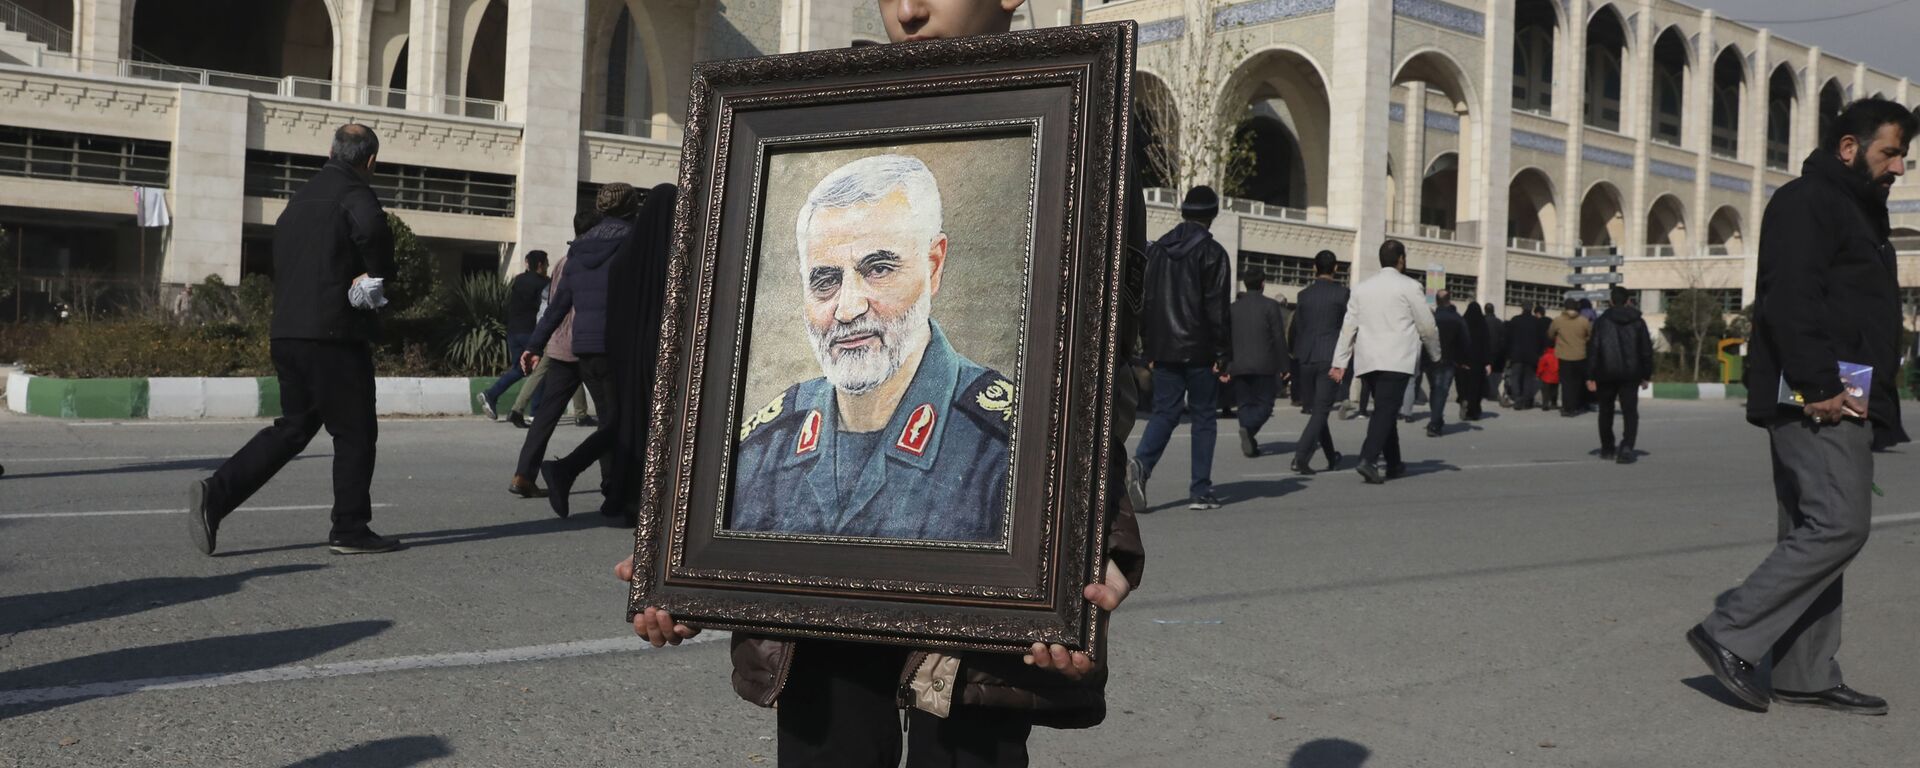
[1778,361,1872,408]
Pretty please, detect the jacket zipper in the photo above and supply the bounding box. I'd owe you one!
[767,642,795,708]
[901,652,933,732]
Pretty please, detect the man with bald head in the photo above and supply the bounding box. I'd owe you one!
[730,153,1014,543]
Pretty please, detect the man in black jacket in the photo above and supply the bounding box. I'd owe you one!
[1289,250,1347,474]
[1427,291,1468,437]
[1129,186,1233,510]
[188,124,401,556]
[1228,268,1289,457]
[1585,285,1652,463]
[1688,99,1913,717]
[1504,304,1546,409]
[478,250,550,420]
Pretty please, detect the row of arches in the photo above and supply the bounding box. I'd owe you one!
[1508,169,1746,256]
[1519,0,1876,169]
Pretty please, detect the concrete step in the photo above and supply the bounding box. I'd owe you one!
[0,21,47,66]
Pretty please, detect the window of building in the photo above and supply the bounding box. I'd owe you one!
[1505,280,1565,312]
[1650,30,1689,145]
[1445,273,1478,303]
[245,151,517,217]
[1241,251,1348,287]
[0,127,169,187]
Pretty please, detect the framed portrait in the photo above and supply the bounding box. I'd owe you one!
[629,22,1137,656]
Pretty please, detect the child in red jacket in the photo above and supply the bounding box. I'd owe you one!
[1537,348,1561,411]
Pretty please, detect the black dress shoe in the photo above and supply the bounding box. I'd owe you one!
[1599,447,1617,460]
[541,460,574,519]
[1290,459,1316,476]
[1425,426,1441,438]
[1686,624,1769,711]
[1616,449,1637,465]
[1239,427,1258,457]
[509,411,528,429]
[1325,450,1343,470]
[1385,463,1407,479]
[1774,684,1888,715]
[1356,461,1385,484]
[328,530,405,555]
[576,415,599,428]
[188,478,219,556]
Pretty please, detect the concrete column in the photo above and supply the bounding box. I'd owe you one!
[780,0,853,53]
[162,87,248,286]
[1625,0,1655,256]
[1852,62,1867,102]
[408,0,453,111]
[1799,47,1821,165]
[1217,212,1243,286]
[1743,32,1769,304]
[1898,78,1911,107]
[505,0,586,270]
[1688,11,1713,258]
[337,0,373,88]
[74,0,127,74]
[1477,0,1515,306]
[1400,82,1427,231]
[1326,0,1393,280]
[1560,0,1588,252]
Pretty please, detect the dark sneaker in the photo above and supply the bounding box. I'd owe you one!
[1289,459,1316,476]
[576,415,599,428]
[1425,426,1441,438]
[1325,450,1343,471]
[1773,685,1887,715]
[1126,458,1149,512]
[1599,447,1617,460]
[477,392,498,421]
[1188,494,1222,510]
[509,412,528,429]
[1616,449,1637,465]
[1239,427,1258,457]
[542,460,574,518]
[328,530,405,555]
[187,478,218,556]
[1356,461,1386,484]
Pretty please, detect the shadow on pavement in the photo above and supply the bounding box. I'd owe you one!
[1392,459,1460,478]
[284,736,453,767]
[216,515,606,558]
[0,564,326,636]
[1289,738,1370,767]
[4,455,323,481]
[1210,478,1307,507]
[0,620,391,719]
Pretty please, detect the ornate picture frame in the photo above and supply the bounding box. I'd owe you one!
[629,22,1136,656]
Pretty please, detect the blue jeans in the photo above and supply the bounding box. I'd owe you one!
[1425,364,1455,431]
[1134,362,1219,498]
[483,333,531,404]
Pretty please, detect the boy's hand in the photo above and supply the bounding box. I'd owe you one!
[1025,561,1131,680]
[614,555,700,647]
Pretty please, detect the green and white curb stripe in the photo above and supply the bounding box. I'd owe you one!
[7,371,524,420]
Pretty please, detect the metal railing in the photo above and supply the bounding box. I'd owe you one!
[1221,196,1318,223]
[123,59,284,94]
[286,77,505,121]
[1508,236,1548,253]
[246,150,516,218]
[1576,245,1619,257]
[1893,236,1920,253]
[0,0,69,52]
[1644,244,1679,258]
[587,113,684,143]
[0,126,170,186]
[1390,221,1459,242]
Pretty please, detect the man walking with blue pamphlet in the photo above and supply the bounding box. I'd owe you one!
[1686,99,1914,716]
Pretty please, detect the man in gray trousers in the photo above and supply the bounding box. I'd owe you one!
[1686,99,1915,716]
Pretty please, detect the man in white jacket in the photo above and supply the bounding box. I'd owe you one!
[1330,240,1442,484]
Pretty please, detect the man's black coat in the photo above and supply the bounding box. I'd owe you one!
[1289,277,1350,366]
[269,159,395,341]
[1745,150,1904,431]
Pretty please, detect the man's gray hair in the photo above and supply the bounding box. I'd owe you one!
[795,154,943,263]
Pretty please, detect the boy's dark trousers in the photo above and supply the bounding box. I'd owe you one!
[777,640,1033,768]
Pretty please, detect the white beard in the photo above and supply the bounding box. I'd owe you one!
[807,291,932,395]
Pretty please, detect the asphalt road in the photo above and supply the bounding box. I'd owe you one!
[1,397,1917,767]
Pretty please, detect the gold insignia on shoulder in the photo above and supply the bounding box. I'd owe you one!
[975,379,1015,424]
[739,395,784,441]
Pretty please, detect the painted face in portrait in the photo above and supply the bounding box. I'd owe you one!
[796,155,949,395]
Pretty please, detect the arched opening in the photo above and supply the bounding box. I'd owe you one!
[130,0,335,80]
[1766,65,1798,170]
[1818,79,1845,149]
[1394,49,1480,239]
[1134,71,1178,191]
[1707,206,1744,255]
[584,0,696,141]
[462,0,507,105]
[1507,168,1559,249]
[1422,153,1459,231]
[390,41,410,90]
[1650,28,1690,145]
[1579,182,1625,250]
[1584,5,1628,132]
[1513,0,1558,114]
[599,4,653,133]
[1221,48,1332,215]
[1894,227,1920,252]
[1711,47,1745,157]
[1645,195,1689,256]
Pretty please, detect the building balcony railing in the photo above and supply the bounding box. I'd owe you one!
[23,54,507,121]
[1389,221,1460,243]
[1508,236,1548,253]
[0,0,69,52]
[1891,236,1920,253]
[586,114,684,144]
[1141,188,1325,225]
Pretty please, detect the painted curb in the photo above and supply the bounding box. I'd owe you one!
[9,375,507,419]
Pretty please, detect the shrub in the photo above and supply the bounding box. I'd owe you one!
[385,213,439,316]
[21,320,270,378]
[441,273,509,376]
[1660,289,1729,381]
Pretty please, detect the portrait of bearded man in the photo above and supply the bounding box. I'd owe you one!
[729,153,1017,544]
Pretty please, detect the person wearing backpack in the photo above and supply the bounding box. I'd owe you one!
[1586,286,1654,463]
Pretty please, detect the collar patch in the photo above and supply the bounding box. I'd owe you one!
[895,404,936,456]
[795,410,822,455]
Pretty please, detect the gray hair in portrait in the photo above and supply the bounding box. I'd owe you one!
[794,154,947,395]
